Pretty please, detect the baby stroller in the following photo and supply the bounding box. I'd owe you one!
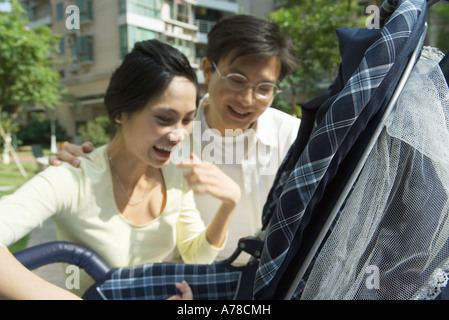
[14,0,449,300]
[254,0,449,300]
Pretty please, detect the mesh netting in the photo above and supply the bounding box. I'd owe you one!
[300,49,449,300]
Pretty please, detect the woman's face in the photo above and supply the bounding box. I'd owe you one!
[203,54,281,135]
[118,76,197,168]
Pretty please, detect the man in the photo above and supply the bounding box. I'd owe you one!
[51,15,300,264]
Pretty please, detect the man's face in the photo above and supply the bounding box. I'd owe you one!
[203,54,281,136]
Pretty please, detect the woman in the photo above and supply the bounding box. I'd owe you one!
[0,40,240,299]
[53,15,300,265]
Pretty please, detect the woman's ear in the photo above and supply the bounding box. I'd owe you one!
[202,57,212,84]
[114,114,122,124]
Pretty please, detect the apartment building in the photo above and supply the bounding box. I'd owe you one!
[18,0,248,143]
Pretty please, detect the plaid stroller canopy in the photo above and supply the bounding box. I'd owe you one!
[255,0,449,300]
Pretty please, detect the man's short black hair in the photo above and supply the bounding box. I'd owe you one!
[206,15,296,81]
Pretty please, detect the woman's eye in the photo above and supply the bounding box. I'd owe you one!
[156,116,172,125]
[182,118,194,125]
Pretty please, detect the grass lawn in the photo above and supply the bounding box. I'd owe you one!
[0,148,41,252]
[0,162,37,195]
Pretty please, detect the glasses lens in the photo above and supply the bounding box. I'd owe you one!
[222,71,280,100]
[225,74,247,91]
[256,83,277,99]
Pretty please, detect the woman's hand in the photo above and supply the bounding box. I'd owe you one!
[176,153,240,248]
[176,153,241,206]
[48,141,95,167]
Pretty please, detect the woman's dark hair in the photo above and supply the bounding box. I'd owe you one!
[206,15,296,81]
[104,39,199,122]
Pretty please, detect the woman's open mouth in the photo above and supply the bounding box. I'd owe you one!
[153,145,173,159]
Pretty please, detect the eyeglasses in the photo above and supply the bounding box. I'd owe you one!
[212,62,282,101]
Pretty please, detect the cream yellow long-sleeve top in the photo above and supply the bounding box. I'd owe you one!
[0,145,222,296]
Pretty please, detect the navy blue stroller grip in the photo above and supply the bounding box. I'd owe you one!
[14,238,262,300]
[14,241,111,283]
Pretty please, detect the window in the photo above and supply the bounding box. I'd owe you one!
[120,25,129,59]
[120,25,159,59]
[131,27,157,43]
[165,36,194,62]
[25,6,36,21]
[76,0,93,22]
[172,0,190,23]
[120,0,161,19]
[119,0,127,14]
[77,35,94,63]
[59,37,65,55]
[56,3,64,21]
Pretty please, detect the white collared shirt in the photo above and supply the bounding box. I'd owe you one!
[181,95,301,263]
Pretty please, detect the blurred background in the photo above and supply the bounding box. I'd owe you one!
[0,0,448,152]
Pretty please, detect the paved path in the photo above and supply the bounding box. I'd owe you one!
[26,219,67,289]
[2,155,67,288]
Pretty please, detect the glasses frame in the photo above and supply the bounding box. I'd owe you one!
[211,62,282,101]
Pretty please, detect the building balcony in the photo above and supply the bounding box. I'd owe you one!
[195,0,238,13]
[195,19,216,44]
[117,12,165,33]
[28,14,52,28]
[164,18,198,41]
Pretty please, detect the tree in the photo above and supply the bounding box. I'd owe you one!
[0,0,61,170]
[429,2,449,53]
[270,0,364,115]
[78,116,115,148]
[0,0,61,112]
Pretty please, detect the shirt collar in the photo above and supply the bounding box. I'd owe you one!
[197,94,277,147]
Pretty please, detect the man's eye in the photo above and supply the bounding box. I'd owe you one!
[229,77,246,85]
[258,85,274,94]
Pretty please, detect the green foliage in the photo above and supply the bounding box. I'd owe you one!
[0,156,36,195]
[0,0,61,109]
[0,111,18,147]
[0,111,18,135]
[431,3,449,53]
[7,235,29,253]
[0,0,62,146]
[16,112,71,147]
[78,116,115,147]
[270,0,365,106]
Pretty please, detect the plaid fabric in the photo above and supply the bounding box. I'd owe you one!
[94,261,256,300]
[254,0,426,299]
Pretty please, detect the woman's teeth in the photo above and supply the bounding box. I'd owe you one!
[155,146,172,153]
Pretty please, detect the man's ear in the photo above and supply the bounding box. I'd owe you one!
[202,57,212,84]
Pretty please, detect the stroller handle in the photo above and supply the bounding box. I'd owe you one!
[14,241,111,282]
